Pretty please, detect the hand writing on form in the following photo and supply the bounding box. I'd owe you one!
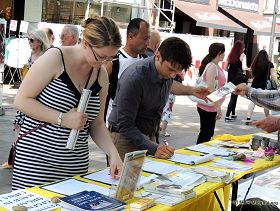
[155,139,174,159]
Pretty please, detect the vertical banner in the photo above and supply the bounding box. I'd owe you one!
[0,19,6,64]
[9,20,17,32]
[19,21,29,33]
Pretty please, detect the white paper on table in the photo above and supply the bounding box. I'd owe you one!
[186,144,236,157]
[0,190,59,211]
[207,82,236,103]
[41,178,111,196]
[143,158,184,175]
[83,169,157,189]
[169,153,214,165]
[210,159,252,172]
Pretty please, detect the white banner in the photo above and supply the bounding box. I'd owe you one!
[10,20,17,31]
[20,21,29,33]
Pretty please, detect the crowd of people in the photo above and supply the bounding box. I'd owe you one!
[2,15,280,192]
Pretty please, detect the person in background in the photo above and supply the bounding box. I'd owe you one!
[60,24,79,46]
[145,29,160,57]
[196,43,226,144]
[108,37,209,161]
[105,18,150,122]
[225,40,248,122]
[42,27,55,47]
[2,29,50,169]
[245,50,276,124]
[234,83,280,133]
[12,16,122,190]
[160,73,184,140]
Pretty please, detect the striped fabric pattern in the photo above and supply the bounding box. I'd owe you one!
[12,74,101,190]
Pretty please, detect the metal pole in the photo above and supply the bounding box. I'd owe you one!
[269,0,278,60]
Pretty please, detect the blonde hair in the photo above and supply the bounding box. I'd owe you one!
[81,16,122,49]
[30,29,50,53]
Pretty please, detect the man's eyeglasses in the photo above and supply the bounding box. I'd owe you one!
[89,45,115,62]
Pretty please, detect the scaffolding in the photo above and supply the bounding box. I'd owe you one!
[88,0,176,32]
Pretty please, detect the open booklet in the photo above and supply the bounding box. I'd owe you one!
[207,82,236,103]
[168,153,214,165]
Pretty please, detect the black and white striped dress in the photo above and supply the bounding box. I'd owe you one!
[12,68,102,190]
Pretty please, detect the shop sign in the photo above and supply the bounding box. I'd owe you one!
[181,0,210,4]
[218,0,259,12]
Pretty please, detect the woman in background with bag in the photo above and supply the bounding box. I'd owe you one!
[196,43,226,144]
[2,29,50,169]
[245,50,276,124]
[225,40,248,122]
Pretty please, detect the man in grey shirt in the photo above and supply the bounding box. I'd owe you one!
[235,83,280,133]
[108,37,209,160]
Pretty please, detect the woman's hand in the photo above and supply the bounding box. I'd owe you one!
[62,108,88,129]
[216,107,222,120]
[109,153,123,179]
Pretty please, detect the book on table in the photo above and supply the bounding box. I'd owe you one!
[59,190,126,211]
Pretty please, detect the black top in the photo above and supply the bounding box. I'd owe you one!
[251,62,274,89]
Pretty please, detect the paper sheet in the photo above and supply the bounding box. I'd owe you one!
[0,190,59,211]
[207,82,236,103]
[82,168,157,189]
[168,153,214,165]
[41,178,111,196]
[186,144,236,157]
[143,158,184,175]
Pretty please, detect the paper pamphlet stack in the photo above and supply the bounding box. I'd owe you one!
[130,198,155,211]
[114,150,147,201]
[191,166,234,184]
[142,170,205,199]
[168,153,214,165]
[66,89,92,150]
[213,141,250,149]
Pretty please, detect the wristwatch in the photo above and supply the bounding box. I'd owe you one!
[57,112,63,126]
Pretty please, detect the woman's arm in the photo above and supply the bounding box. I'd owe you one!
[89,67,122,178]
[240,53,248,72]
[14,48,86,129]
[205,63,217,93]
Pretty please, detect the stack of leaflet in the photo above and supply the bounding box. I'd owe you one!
[186,144,236,157]
[142,170,205,200]
[168,153,214,165]
[210,159,252,172]
[191,166,234,184]
[59,190,126,211]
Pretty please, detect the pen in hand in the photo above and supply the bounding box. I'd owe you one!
[163,139,169,146]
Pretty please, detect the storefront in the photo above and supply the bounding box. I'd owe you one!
[218,0,280,64]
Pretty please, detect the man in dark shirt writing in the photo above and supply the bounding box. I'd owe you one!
[108,37,208,160]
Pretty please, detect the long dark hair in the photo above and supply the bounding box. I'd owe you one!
[227,40,245,64]
[199,42,225,76]
[250,50,270,78]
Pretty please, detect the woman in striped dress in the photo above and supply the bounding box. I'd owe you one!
[12,16,123,190]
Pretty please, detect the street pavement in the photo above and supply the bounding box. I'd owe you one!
[0,84,270,195]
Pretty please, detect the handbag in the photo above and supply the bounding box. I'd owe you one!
[266,65,277,90]
[8,123,47,166]
[188,63,218,106]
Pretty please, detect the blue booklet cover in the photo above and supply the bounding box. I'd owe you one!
[60,190,126,211]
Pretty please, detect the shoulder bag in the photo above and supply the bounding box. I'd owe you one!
[266,65,277,90]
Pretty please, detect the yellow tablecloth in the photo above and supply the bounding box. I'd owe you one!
[1,134,280,211]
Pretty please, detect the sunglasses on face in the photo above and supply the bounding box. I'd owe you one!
[28,38,36,43]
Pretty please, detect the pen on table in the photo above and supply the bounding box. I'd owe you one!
[163,139,169,146]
